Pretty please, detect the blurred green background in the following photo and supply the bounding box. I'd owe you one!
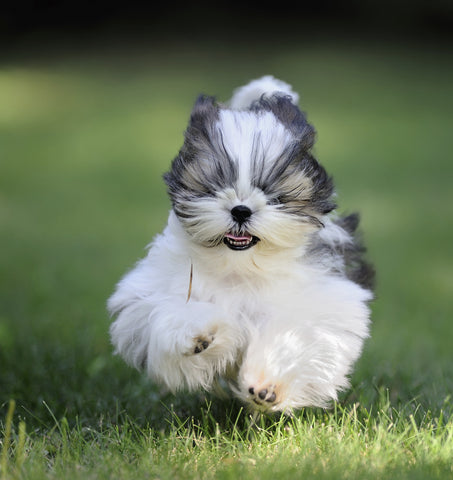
[1,4,453,428]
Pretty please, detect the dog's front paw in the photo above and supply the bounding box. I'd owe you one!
[178,302,237,359]
[247,384,279,410]
[191,331,216,354]
[163,301,244,391]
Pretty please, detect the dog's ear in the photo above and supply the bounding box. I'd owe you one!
[187,95,220,135]
[177,95,220,158]
[252,94,316,151]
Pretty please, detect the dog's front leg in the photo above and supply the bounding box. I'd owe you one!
[110,294,242,392]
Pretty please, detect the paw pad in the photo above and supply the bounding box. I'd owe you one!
[193,334,214,354]
[248,385,278,407]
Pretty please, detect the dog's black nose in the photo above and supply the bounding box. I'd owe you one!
[231,205,252,224]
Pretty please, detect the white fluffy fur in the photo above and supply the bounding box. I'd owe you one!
[108,76,372,414]
[229,75,299,109]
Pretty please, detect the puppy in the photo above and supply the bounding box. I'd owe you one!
[108,76,374,413]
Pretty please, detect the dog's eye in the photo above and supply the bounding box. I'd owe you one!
[267,196,282,206]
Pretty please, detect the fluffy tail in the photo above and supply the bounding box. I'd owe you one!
[229,75,299,110]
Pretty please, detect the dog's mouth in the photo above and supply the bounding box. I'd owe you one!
[223,232,260,251]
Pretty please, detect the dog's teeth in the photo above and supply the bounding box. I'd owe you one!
[228,238,250,246]
[229,239,250,246]
[224,233,259,250]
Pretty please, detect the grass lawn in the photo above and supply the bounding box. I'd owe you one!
[1,36,453,478]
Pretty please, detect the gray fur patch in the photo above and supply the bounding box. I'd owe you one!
[307,213,375,290]
[164,95,238,217]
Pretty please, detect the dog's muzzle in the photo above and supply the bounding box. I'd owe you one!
[224,205,260,250]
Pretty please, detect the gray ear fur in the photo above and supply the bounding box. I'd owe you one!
[251,94,316,150]
[164,94,237,202]
[185,95,220,146]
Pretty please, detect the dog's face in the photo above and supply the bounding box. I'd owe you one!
[164,95,335,254]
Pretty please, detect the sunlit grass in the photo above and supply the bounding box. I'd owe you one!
[2,396,453,479]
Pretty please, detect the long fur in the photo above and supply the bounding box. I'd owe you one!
[108,76,374,413]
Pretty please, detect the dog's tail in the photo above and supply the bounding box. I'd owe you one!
[229,75,299,110]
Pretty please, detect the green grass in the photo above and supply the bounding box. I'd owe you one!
[1,38,453,479]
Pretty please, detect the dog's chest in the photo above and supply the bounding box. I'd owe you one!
[192,269,298,325]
